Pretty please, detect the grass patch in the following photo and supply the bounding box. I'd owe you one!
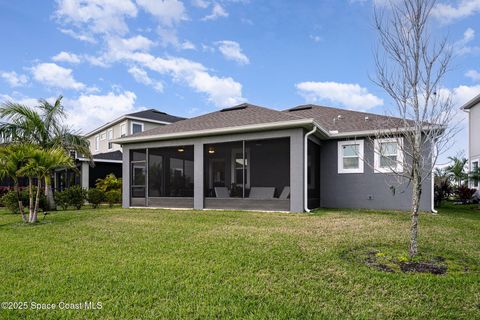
[0,205,479,319]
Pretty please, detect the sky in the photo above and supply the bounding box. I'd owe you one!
[0,0,479,163]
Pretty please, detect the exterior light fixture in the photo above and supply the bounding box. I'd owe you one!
[208,147,215,154]
[177,147,185,152]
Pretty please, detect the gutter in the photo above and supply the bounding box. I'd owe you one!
[304,126,317,213]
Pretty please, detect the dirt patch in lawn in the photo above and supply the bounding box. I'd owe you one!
[341,246,478,275]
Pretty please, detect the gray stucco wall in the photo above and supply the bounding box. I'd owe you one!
[319,138,432,211]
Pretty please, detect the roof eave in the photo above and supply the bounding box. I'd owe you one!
[113,118,323,144]
[461,93,480,110]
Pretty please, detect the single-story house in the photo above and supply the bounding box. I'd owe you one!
[114,103,434,213]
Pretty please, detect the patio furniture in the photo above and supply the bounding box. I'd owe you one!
[279,186,290,200]
[249,187,275,199]
[215,187,230,198]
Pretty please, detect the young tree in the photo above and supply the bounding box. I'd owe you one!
[373,0,456,257]
[0,144,36,222]
[0,96,92,209]
[18,147,75,223]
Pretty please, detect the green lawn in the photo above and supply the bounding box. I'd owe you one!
[0,205,479,319]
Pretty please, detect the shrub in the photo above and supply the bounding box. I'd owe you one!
[456,185,476,204]
[54,190,70,210]
[87,188,104,209]
[1,190,22,214]
[105,190,121,208]
[96,174,122,192]
[1,188,47,214]
[434,180,453,207]
[66,186,87,210]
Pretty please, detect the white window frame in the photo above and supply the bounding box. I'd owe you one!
[94,135,100,151]
[471,159,479,189]
[120,123,127,137]
[108,128,113,140]
[337,140,364,174]
[131,121,144,135]
[100,131,106,140]
[374,138,404,173]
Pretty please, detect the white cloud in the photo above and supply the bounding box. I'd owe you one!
[105,35,155,60]
[0,94,41,108]
[128,66,164,92]
[64,91,139,132]
[433,0,480,23]
[309,35,322,43]
[125,53,244,106]
[59,28,97,43]
[55,0,137,35]
[466,69,480,81]
[202,3,228,21]
[97,34,244,106]
[215,40,249,65]
[1,71,28,87]
[31,63,85,91]
[454,28,480,55]
[52,51,81,64]
[295,81,384,110]
[192,0,209,8]
[450,84,480,107]
[136,0,186,26]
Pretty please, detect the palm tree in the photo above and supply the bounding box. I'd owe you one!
[0,144,37,222]
[446,156,468,186]
[0,96,92,209]
[18,147,75,223]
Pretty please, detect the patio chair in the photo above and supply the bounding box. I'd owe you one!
[278,186,290,200]
[214,187,230,198]
[249,187,275,199]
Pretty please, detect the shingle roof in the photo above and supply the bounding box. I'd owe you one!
[130,103,304,137]
[120,103,412,141]
[126,109,185,123]
[285,104,411,133]
[93,150,123,161]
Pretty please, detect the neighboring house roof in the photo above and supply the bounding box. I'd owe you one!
[85,109,185,137]
[113,103,420,144]
[461,93,480,110]
[78,150,123,163]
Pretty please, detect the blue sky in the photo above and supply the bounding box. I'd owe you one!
[0,0,479,161]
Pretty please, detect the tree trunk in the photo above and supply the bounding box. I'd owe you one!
[14,180,27,223]
[409,139,422,258]
[28,178,34,223]
[32,179,42,223]
[45,175,56,210]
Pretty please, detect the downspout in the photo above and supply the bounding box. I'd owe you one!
[304,126,317,213]
[431,144,438,214]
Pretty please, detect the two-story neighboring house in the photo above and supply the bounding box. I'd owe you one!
[462,93,480,190]
[54,109,185,191]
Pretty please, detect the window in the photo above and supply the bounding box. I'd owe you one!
[100,132,106,140]
[338,140,364,174]
[94,135,99,151]
[131,122,144,134]
[374,138,404,173]
[120,123,127,137]
[107,129,114,150]
[472,160,479,188]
